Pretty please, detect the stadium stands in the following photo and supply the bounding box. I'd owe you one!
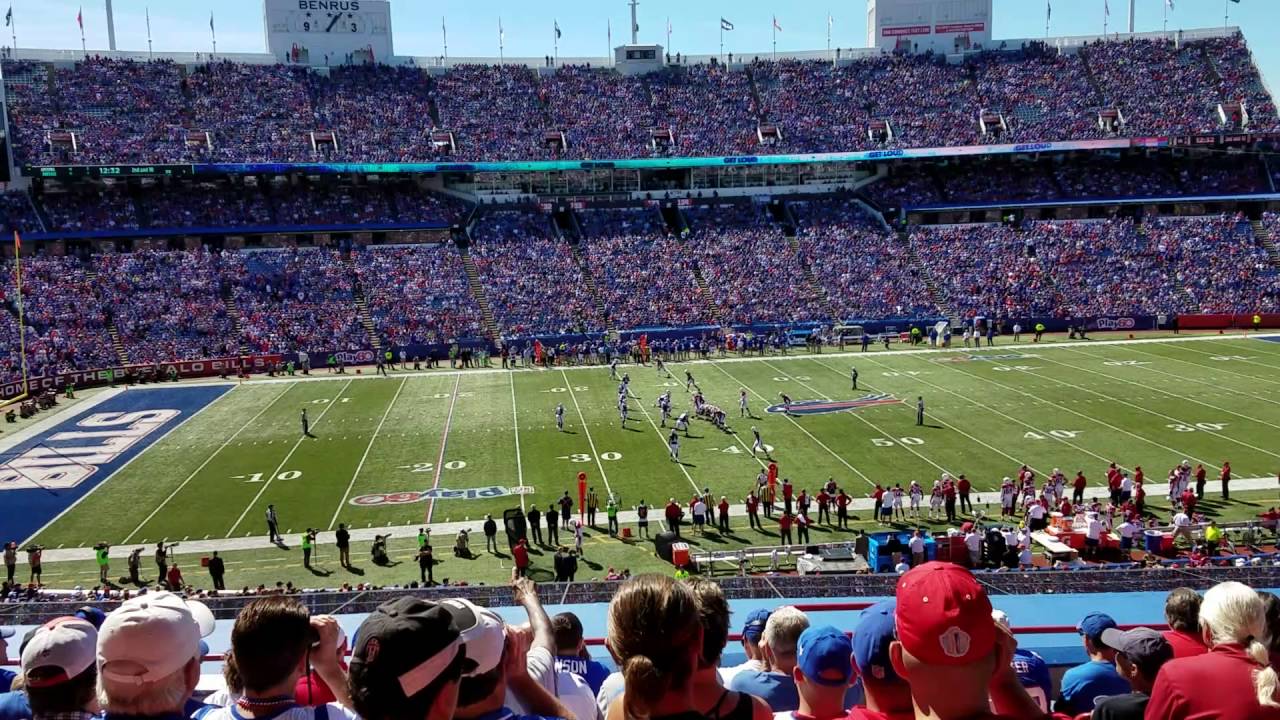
[226,248,366,354]
[9,33,1271,165]
[792,198,937,320]
[579,207,716,329]
[97,249,239,363]
[354,243,484,346]
[684,203,826,325]
[470,210,604,336]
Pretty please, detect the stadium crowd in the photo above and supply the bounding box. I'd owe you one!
[579,208,717,329]
[910,223,1059,320]
[33,183,464,233]
[354,244,484,346]
[683,204,825,325]
[1,566,1279,720]
[793,199,936,320]
[7,32,1272,165]
[470,211,604,337]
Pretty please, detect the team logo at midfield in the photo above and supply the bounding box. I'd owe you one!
[765,394,900,416]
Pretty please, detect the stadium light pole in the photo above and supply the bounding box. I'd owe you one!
[104,0,116,51]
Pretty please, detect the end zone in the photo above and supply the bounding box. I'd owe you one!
[0,385,231,543]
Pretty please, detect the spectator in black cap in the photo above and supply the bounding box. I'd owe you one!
[348,596,466,720]
[1093,627,1173,720]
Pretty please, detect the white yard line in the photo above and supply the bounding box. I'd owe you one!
[1069,345,1280,407]
[1172,339,1280,374]
[425,375,463,524]
[809,356,1042,475]
[941,360,1220,469]
[22,386,231,545]
[1122,344,1280,389]
[628,382,703,496]
[761,358,954,478]
[848,354,1119,469]
[125,383,294,543]
[1056,346,1280,422]
[510,371,527,512]
[328,377,407,530]
[560,370,614,499]
[711,361,874,486]
[1026,353,1280,462]
[225,379,353,537]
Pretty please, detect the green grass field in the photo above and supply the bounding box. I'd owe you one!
[19,332,1280,589]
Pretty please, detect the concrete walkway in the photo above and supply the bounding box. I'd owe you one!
[35,476,1277,563]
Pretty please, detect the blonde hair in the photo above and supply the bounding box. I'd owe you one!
[607,574,701,720]
[1200,582,1280,708]
[97,658,196,716]
[762,605,810,659]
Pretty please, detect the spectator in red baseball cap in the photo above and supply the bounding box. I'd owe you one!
[889,562,1048,720]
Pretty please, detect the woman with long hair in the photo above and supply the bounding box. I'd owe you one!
[604,574,704,720]
[1146,581,1280,719]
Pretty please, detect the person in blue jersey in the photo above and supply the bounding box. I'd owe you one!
[552,613,610,696]
[991,610,1053,713]
[1055,611,1131,715]
[199,596,353,720]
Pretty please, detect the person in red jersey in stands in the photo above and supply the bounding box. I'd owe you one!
[1160,588,1208,659]
[1146,581,1280,719]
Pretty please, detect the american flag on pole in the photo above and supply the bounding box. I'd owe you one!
[76,6,83,30]
[773,16,782,32]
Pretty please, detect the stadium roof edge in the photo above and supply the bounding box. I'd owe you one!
[0,25,1243,69]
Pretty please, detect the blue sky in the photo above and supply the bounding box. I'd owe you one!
[7,1,1277,86]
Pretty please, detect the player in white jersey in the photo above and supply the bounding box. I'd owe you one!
[668,429,680,461]
[751,426,767,458]
[757,470,768,492]
[929,482,944,520]
[909,481,923,518]
[892,485,907,521]
[555,403,565,431]
[675,412,690,435]
[1000,477,1016,517]
[618,396,629,426]
[739,389,749,418]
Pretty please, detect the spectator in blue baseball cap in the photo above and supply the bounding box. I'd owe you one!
[718,608,771,686]
[789,626,854,720]
[1056,611,1130,714]
[847,601,913,720]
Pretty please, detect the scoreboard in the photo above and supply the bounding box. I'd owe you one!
[264,0,393,64]
[866,0,992,54]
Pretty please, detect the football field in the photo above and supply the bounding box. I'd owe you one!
[10,333,1280,587]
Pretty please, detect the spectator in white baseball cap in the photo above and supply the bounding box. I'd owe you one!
[22,617,100,720]
[96,591,215,719]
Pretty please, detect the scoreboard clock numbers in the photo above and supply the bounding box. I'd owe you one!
[265,0,392,62]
